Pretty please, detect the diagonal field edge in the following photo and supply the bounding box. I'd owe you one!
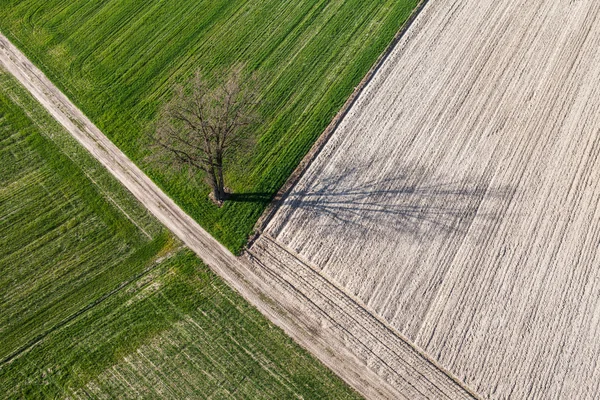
[0,30,478,399]
[0,249,179,366]
[250,0,432,242]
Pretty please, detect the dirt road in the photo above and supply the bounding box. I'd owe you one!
[0,33,475,399]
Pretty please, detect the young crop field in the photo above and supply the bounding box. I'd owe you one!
[259,0,600,399]
[0,0,418,252]
[1,251,360,399]
[0,70,360,399]
[0,68,168,362]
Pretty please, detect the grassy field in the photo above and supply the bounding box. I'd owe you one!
[0,70,359,399]
[0,0,418,252]
[1,251,360,399]
[0,69,168,362]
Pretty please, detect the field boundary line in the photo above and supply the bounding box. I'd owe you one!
[1,80,154,240]
[250,0,431,244]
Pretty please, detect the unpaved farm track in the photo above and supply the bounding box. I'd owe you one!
[265,0,600,399]
[0,33,475,399]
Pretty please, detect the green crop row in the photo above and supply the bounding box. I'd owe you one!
[0,76,170,360]
[0,251,361,399]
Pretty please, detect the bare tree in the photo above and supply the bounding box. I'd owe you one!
[150,66,258,203]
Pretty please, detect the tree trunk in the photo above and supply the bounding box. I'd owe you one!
[207,166,222,202]
[216,154,226,201]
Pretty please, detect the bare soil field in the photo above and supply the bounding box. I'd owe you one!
[264,0,600,398]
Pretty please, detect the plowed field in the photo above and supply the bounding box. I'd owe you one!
[266,1,600,398]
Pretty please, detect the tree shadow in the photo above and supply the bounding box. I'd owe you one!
[269,162,516,240]
[227,192,273,204]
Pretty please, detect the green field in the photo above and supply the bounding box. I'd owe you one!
[1,251,360,399]
[0,69,169,362]
[0,70,359,399]
[0,0,418,252]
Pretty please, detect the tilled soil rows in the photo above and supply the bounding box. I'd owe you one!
[264,0,600,398]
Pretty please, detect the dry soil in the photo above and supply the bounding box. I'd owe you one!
[265,0,600,398]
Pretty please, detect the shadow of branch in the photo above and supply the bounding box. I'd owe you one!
[274,163,516,239]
